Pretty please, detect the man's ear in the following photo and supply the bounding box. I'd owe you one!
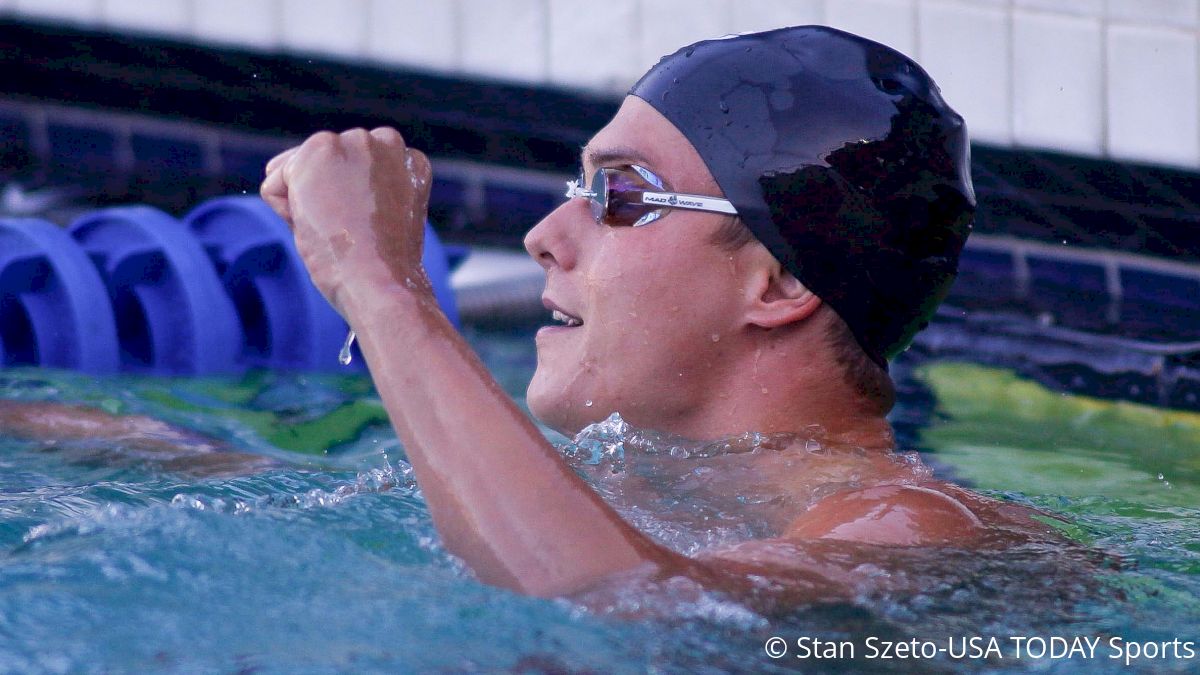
[743,260,822,329]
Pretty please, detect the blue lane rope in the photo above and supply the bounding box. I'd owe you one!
[0,218,119,373]
[183,196,350,371]
[70,205,242,374]
[0,197,460,374]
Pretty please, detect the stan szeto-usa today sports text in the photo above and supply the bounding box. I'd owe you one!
[762,635,1196,665]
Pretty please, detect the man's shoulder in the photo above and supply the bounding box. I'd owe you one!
[783,483,985,547]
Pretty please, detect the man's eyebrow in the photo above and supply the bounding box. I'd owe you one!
[581,146,653,169]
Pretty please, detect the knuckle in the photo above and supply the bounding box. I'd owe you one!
[303,131,339,154]
[370,126,404,143]
[308,130,337,146]
[341,127,370,144]
[407,148,431,173]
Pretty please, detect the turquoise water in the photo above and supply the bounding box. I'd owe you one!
[1,326,1198,673]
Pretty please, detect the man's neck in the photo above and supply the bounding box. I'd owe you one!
[651,332,894,449]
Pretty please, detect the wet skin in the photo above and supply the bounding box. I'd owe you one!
[254,97,1072,604]
[0,99,1068,612]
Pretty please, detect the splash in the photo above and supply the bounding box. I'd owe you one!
[168,460,417,516]
[555,413,929,556]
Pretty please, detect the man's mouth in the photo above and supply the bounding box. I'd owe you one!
[551,309,583,327]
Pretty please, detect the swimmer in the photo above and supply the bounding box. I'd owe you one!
[256,25,1073,610]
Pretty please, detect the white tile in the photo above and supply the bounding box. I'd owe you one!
[12,0,101,24]
[637,0,730,75]
[548,0,638,93]
[194,0,279,49]
[102,0,191,36]
[459,0,547,83]
[918,1,1011,144]
[1106,0,1198,28]
[1106,25,1200,167]
[825,0,917,57]
[1012,11,1103,154]
[280,0,369,59]
[367,0,456,72]
[1014,0,1105,17]
[729,0,823,34]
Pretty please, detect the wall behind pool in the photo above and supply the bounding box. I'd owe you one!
[0,2,1198,408]
[0,0,1197,171]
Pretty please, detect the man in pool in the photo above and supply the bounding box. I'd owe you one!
[0,26,1060,610]
[254,25,1058,608]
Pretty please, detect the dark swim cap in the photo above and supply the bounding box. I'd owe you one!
[630,26,975,369]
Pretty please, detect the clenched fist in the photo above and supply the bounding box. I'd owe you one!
[260,127,433,316]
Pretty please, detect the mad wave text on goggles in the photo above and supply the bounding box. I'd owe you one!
[564,165,738,227]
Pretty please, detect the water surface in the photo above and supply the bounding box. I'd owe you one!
[0,327,1197,673]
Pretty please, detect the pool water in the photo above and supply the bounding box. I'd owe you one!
[0,326,1198,673]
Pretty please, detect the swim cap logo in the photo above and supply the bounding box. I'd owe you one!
[668,195,678,206]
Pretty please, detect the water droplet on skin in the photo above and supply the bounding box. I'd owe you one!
[710,333,720,342]
[585,400,593,407]
[760,387,768,394]
[405,277,417,289]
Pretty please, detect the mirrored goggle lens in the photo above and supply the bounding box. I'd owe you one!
[595,168,657,227]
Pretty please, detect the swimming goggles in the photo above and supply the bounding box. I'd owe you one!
[564,165,738,227]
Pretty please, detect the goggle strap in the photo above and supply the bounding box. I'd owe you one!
[639,191,738,215]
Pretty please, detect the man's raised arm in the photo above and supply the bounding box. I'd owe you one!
[260,128,685,596]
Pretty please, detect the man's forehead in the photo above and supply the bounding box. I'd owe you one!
[581,96,714,187]
[580,104,664,169]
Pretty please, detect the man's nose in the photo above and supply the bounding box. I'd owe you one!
[523,200,582,272]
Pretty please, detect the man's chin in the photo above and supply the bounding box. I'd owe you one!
[526,388,595,439]
[526,385,569,436]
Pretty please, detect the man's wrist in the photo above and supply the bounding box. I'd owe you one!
[338,267,431,324]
